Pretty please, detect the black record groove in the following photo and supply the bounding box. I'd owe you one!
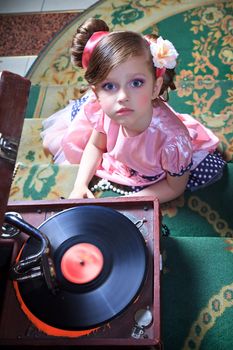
[17,205,147,330]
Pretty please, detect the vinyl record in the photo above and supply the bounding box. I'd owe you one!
[16,205,147,331]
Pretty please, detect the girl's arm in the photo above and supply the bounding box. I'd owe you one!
[69,129,107,199]
[130,171,190,203]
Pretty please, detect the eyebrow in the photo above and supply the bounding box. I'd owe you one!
[105,73,147,81]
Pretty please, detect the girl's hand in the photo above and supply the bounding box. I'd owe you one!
[69,186,95,199]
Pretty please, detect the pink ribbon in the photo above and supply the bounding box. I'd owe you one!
[82,31,166,79]
[156,67,166,78]
[82,31,109,69]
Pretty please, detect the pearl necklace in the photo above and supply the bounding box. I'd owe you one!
[91,179,138,196]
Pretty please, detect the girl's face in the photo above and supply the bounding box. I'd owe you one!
[93,55,162,136]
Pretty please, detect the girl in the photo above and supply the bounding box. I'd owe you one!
[41,18,225,203]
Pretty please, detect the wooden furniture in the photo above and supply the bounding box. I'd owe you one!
[0,70,31,228]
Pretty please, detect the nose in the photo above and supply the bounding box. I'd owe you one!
[117,87,129,102]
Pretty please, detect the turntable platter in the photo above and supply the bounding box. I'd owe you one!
[15,205,147,333]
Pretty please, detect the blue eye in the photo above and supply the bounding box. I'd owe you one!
[130,79,144,88]
[102,82,116,91]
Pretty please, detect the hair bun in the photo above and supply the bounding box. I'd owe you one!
[71,18,109,68]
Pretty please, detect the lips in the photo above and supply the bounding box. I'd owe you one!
[116,108,133,116]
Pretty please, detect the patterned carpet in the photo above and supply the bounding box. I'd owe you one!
[9,0,233,349]
[0,13,80,56]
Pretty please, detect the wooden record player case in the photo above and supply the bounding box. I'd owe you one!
[1,197,162,349]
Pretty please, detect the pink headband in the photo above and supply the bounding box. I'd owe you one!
[155,67,166,78]
[81,31,178,79]
[82,31,109,69]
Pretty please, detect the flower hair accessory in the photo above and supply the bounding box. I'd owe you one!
[147,36,179,77]
[82,31,109,69]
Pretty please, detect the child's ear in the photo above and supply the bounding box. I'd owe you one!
[152,77,163,100]
[91,85,99,100]
[91,85,96,94]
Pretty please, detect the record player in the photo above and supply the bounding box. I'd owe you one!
[1,197,162,348]
[0,72,162,349]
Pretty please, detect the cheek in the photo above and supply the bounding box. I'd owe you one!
[99,98,112,112]
[138,94,152,104]
[95,92,109,108]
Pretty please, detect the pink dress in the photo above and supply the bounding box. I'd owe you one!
[41,90,225,190]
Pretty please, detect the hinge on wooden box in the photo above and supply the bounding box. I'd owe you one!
[0,133,18,164]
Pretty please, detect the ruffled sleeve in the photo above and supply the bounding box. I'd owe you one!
[177,113,219,151]
[83,94,106,133]
[161,135,193,176]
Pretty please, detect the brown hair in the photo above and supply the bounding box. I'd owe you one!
[71,18,176,98]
